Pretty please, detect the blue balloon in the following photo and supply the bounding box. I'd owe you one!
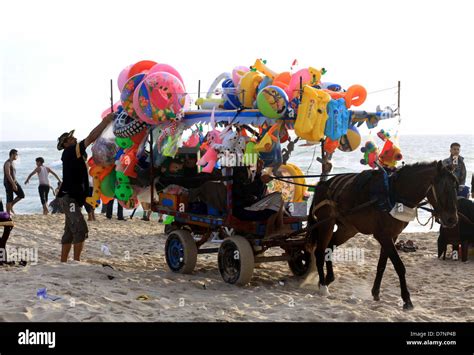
[222,79,242,110]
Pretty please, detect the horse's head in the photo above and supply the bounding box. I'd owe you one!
[427,161,459,228]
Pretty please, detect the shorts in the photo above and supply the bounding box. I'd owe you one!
[38,184,50,205]
[4,181,25,203]
[60,195,89,245]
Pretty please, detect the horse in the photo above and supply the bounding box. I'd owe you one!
[307,161,459,310]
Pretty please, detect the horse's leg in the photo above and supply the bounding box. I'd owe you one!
[371,246,388,301]
[325,242,335,285]
[314,220,334,296]
[377,234,413,310]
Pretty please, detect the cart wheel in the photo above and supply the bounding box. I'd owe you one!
[165,230,197,274]
[218,236,254,285]
[288,249,312,277]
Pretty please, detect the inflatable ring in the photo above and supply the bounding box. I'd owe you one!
[266,163,306,203]
[113,110,147,138]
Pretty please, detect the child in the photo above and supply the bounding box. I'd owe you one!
[25,157,61,215]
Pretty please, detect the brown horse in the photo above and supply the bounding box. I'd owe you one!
[307,161,458,310]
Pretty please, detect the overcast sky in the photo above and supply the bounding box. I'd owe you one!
[1,0,473,141]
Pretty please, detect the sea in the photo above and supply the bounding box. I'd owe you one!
[1,135,472,233]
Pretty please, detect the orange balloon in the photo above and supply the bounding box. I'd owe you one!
[324,137,339,154]
[273,72,291,90]
[100,195,114,205]
[128,60,157,79]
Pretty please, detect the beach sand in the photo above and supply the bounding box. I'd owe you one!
[1,214,473,322]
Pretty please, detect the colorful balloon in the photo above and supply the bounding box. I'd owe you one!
[256,85,288,119]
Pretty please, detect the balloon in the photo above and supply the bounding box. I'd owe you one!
[256,86,288,119]
[128,60,157,79]
[121,73,146,117]
[115,183,134,201]
[117,64,132,92]
[100,195,114,205]
[252,59,278,79]
[133,71,186,125]
[273,72,291,91]
[100,170,116,198]
[238,71,264,108]
[148,63,185,88]
[287,68,311,101]
[115,137,134,150]
[91,137,118,167]
[338,125,362,152]
[222,78,241,110]
[324,98,350,141]
[232,66,249,86]
[101,102,121,119]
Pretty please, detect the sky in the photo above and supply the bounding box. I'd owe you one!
[1,0,473,141]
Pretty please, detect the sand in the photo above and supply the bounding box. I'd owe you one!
[1,214,473,322]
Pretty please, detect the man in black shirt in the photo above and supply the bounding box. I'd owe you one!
[57,113,114,262]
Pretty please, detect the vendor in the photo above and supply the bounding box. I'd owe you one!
[232,159,273,220]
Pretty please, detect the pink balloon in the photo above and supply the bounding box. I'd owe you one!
[148,63,185,88]
[101,101,121,118]
[117,65,132,92]
[286,68,311,100]
[232,66,249,87]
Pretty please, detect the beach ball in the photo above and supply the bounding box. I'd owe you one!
[115,183,133,201]
[338,125,361,152]
[256,85,288,119]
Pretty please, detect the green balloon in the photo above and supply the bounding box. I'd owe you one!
[115,171,130,184]
[115,137,133,149]
[115,183,133,201]
[100,170,116,197]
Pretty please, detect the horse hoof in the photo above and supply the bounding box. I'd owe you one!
[319,285,330,297]
[325,275,335,285]
[373,295,380,301]
[403,302,414,311]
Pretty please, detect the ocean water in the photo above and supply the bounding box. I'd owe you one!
[1,135,472,233]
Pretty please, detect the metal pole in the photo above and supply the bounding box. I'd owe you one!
[149,128,154,211]
[197,80,201,110]
[110,79,114,113]
[397,80,401,116]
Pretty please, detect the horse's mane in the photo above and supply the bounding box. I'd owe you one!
[396,161,438,177]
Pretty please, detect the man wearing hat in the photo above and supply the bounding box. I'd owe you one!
[57,113,114,262]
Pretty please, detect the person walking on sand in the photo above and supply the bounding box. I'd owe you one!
[24,157,62,215]
[442,142,466,187]
[3,149,25,215]
[57,113,114,262]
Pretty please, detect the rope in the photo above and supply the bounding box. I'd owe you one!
[367,86,398,95]
[306,145,318,175]
[271,176,316,188]
[415,206,435,229]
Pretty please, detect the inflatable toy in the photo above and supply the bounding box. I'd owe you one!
[117,64,132,92]
[325,84,367,108]
[254,123,280,153]
[338,125,361,152]
[324,137,340,154]
[121,73,146,117]
[266,163,307,203]
[100,170,116,198]
[232,66,249,86]
[91,137,118,167]
[378,131,403,168]
[257,76,273,93]
[238,71,264,108]
[113,108,147,138]
[222,78,242,110]
[324,98,350,141]
[287,68,322,100]
[320,82,342,91]
[252,59,278,79]
[101,102,121,118]
[256,85,288,119]
[85,177,102,209]
[197,111,223,173]
[272,72,291,91]
[128,60,157,78]
[295,86,331,142]
[197,72,230,109]
[148,63,184,87]
[115,137,134,150]
[259,139,282,169]
[360,141,379,168]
